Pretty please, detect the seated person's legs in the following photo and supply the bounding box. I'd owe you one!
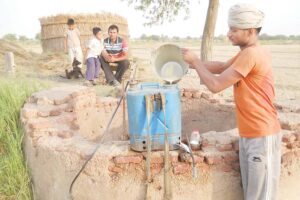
[100,56,118,85]
[115,59,130,82]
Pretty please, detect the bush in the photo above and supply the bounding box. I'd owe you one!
[2,34,18,41]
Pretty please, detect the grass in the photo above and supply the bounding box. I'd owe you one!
[0,78,48,200]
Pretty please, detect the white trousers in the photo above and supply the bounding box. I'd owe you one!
[68,47,83,69]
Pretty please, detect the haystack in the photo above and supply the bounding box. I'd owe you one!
[39,13,129,52]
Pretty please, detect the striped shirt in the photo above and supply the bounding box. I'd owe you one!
[103,37,128,58]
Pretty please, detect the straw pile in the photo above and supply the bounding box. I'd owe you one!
[39,13,129,52]
[0,39,33,60]
[37,52,70,71]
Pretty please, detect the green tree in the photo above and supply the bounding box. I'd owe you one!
[35,33,41,40]
[19,35,29,41]
[125,0,191,26]
[2,33,18,41]
[125,0,220,66]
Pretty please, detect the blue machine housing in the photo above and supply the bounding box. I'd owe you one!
[127,83,181,151]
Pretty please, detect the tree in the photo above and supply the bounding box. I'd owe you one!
[2,33,18,41]
[35,33,41,41]
[125,0,191,26]
[125,0,219,66]
[19,35,29,41]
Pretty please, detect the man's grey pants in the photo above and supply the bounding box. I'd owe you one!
[239,133,282,200]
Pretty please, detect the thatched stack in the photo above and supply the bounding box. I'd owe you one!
[39,13,129,52]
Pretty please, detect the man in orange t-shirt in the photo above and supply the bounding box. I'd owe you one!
[182,3,281,200]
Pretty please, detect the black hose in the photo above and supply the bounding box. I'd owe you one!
[69,80,130,199]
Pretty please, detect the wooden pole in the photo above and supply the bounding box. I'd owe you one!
[5,52,16,75]
[122,80,128,140]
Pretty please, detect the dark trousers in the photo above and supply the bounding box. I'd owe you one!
[100,56,129,83]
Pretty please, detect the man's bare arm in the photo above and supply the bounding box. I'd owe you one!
[203,61,229,74]
[182,48,241,93]
[112,51,128,62]
[194,61,242,93]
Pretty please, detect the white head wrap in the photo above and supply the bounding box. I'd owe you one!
[228,3,264,29]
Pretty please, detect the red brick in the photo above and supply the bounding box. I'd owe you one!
[170,152,179,163]
[281,152,294,166]
[216,144,233,152]
[286,142,298,150]
[36,98,54,105]
[200,164,210,173]
[54,96,71,105]
[282,134,296,143]
[70,91,82,98]
[208,98,219,104]
[114,155,143,164]
[218,164,232,173]
[152,156,164,164]
[22,108,37,119]
[294,149,300,158]
[201,92,213,100]
[64,104,74,112]
[37,111,50,117]
[231,162,240,172]
[180,89,184,97]
[184,91,193,98]
[28,119,52,130]
[187,155,204,164]
[151,164,163,175]
[192,91,202,99]
[173,163,190,175]
[70,123,80,130]
[293,132,300,141]
[232,140,239,151]
[108,165,123,173]
[204,155,223,165]
[57,130,73,139]
[223,153,239,164]
[49,109,62,116]
[201,138,216,148]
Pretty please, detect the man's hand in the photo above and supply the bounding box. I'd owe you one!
[101,50,112,62]
[109,57,117,63]
[181,48,200,69]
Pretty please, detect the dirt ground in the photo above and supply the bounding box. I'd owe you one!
[1,39,299,102]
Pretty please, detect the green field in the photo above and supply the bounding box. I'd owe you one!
[0,79,48,200]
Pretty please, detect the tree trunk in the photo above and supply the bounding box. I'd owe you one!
[200,0,219,84]
[201,0,219,61]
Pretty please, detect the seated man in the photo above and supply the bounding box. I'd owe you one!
[100,24,130,86]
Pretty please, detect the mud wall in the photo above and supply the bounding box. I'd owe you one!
[21,86,300,200]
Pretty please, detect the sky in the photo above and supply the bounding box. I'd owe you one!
[0,0,299,39]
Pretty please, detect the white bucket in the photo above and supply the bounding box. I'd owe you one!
[151,44,188,84]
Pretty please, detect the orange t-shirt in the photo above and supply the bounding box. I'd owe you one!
[227,45,281,138]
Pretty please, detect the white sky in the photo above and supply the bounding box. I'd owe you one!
[0,0,299,38]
